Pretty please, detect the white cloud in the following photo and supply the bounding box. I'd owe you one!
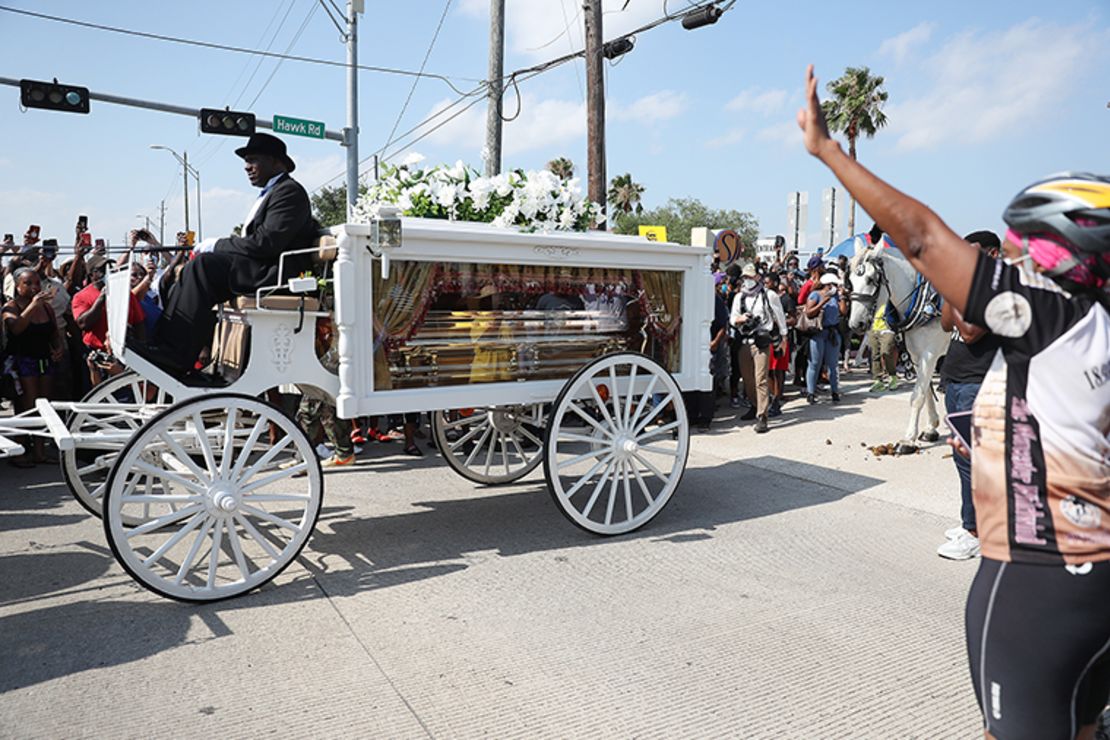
[289,153,346,194]
[887,19,1106,152]
[705,128,746,149]
[725,88,788,115]
[755,120,799,147]
[877,22,937,65]
[460,0,661,57]
[611,91,687,123]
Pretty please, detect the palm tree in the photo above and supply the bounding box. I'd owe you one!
[822,66,889,235]
[607,173,645,216]
[546,157,575,180]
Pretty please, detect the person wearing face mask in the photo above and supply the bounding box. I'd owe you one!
[730,263,788,433]
[799,63,1109,740]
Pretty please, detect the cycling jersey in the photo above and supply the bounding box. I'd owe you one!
[963,251,1110,565]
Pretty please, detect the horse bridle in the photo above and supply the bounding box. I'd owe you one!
[849,253,890,324]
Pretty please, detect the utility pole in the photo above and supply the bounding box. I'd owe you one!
[584,0,606,228]
[344,0,360,220]
[194,169,202,240]
[182,150,190,235]
[159,200,165,246]
[483,0,505,177]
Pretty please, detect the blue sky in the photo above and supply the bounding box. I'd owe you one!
[1,0,1108,251]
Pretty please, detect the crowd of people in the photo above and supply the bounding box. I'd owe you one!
[687,222,902,435]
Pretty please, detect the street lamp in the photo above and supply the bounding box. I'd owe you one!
[150,145,202,240]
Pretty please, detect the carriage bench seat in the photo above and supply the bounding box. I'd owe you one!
[233,294,322,312]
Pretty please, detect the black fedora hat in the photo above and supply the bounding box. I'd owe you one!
[234,132,296,172]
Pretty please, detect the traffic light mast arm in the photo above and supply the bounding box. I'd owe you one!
[0,76,344,142]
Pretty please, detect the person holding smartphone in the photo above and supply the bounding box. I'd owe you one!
[71,256,145,386]
[2,267,64,465]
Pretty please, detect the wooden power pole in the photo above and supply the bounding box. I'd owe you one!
[584,0,606,228]
[484,0,505,177]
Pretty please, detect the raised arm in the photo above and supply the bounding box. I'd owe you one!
[797,65,978,314]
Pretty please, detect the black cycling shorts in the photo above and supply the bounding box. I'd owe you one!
[965,558,1110,739]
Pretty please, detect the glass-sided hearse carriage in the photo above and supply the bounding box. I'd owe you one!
[0,214,713,601]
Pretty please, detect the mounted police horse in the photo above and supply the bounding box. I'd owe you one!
[848,241,951,450]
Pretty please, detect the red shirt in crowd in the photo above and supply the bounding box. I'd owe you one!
[71,283,144,350]
[798,278,816,305]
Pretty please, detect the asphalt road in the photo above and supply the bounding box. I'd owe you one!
[0,376,985,738]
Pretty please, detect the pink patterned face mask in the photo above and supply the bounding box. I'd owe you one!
[1004,229,1105,288]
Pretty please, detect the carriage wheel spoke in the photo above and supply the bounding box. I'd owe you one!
[637,420,682,443]
[174,517,214,585]
[226,519,251,580]
[126,504,204,538]
[234,513,281,560]
[622,363,638,427]
[608,365,624,429]
[207,522,224,589]
[230,418,268,481]
[626,374,659,433]
[240,463,306,494]
[604,460,621,525]
[621,459,634,521]
[142,510,207,566]
[581,459,616,518]
[637,444,679,457]
[191,413,219,477]
[241,492,312,503]
[562,453,614,500]
[219,407,238,478]
[556,446,609,471]
[482,428,497,477]
[463,426,493,467]
[133,460,207,495]
[628,459,654,505]
[631,394,673,438]
[517,425,542,448]
[632,451,668,481]
[588,378,617,431]
[449,421,487,451]
[240,504,300,533]
[443,412,487,430]
[501,434,511,476]
[235,435,294,485]
[156,432,210,482]
[566,401,614,438]
[509,435,528,465]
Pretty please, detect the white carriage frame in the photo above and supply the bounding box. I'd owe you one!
[331,218,715,419]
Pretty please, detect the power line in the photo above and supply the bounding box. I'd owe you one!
[382,0,455,160]
[0,4,482,94]
[316,0,346,37]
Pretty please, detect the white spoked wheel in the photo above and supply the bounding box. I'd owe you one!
[102,393,322,602]
[544,353,689,535]
[61,371,175,519]
[433,404,546,485]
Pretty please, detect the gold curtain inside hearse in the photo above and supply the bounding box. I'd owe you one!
[370,260,684,391]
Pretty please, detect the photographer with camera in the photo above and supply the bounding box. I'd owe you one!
[71,255,146,386]
[731,263,788,433]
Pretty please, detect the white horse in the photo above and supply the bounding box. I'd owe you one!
[848,243,951,449]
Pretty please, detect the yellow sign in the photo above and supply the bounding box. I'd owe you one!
[638,225,667,243]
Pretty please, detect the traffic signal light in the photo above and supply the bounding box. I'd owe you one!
[20,78,90,114]
[199,108,256,137]
[681,4,723,29]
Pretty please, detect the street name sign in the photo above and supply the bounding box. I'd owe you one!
[273,115,325,140]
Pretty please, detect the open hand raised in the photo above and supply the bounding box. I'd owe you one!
[796,65,833,157]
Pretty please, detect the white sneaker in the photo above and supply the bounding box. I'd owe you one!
[938,530,980,560]
[944,526,966,540]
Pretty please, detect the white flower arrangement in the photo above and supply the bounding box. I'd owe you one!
[352,155,604,232]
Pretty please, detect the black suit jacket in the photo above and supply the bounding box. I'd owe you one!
[214,173,319,293]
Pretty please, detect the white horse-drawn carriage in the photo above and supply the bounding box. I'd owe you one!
[0,215,713,601]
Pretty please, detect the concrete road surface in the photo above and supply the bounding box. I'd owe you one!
[0,377,985,738]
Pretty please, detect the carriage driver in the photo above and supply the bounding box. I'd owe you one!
[135,133,319,379]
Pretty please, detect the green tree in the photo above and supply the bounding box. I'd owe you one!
[608,173,645,216]
[613,197,759,256]
[821,66,889,235]
[311,183,368,228]
[546,157,575,180]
